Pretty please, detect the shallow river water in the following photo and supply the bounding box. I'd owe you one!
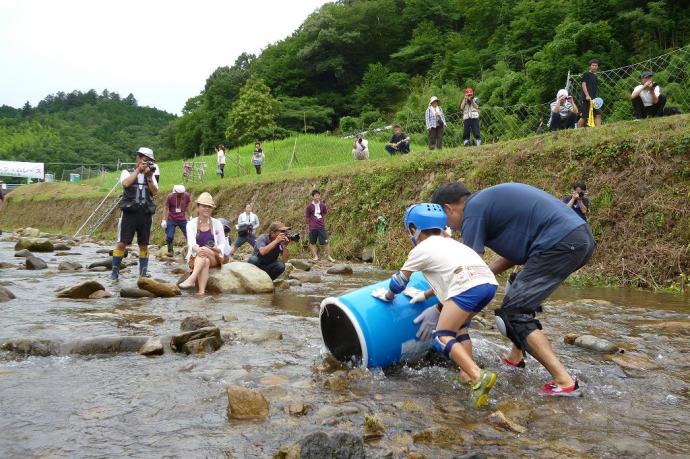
[0,239,688,458]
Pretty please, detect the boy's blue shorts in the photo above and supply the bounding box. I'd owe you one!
[451,283,497,313]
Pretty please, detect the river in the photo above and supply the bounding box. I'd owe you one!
[0,238,688,458]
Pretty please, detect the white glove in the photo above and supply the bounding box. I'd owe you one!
[371,287,392,302]
[413,305,440,341]
[161,220,167,229]
[409,290,427,304]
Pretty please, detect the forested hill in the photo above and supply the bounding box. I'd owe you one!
[169,0,690,157]
[0,90,175,167]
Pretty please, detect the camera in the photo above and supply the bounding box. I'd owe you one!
[281,231,300,242]
[206,240,215,248]
[145,159,155,169]
[578,191,585,198]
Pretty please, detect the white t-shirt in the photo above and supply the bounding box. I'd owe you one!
[223,236,231,257]
[354,139,369,154]
[217,149,226,165]
[120,169,159,191]
[633,84,661,107]
[237,212,260,230]
[401,235,497,301]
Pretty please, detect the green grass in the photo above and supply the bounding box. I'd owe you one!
[85,134,424,192]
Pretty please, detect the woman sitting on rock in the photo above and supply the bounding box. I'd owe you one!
[179,192,228,294]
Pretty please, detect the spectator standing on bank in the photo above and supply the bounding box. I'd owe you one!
[248,221,292,280]
[352,133,369,160]
[578,59,602,128]
[229,203,260,257]
[0,181,4,234]
[631,70,667,119]
[216,144,226,179]
[563,182,590,221]
[548,89,579,131]
[252,142,264,175]
[306,189,335,262]
[161,184,191,256]
[111,147,159,282]
[461,88,481,146]
[385,125,411,155]
[425,96,446,150]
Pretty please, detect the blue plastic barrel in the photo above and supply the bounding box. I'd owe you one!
[320,271,438,368]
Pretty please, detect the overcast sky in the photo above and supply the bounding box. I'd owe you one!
[0,0,329,114]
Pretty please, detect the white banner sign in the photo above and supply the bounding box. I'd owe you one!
[0,160,45,179]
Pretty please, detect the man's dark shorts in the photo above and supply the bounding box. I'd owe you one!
[501,224,596,342]
[118,209,153,245]
[580,100,602,118]
[309,228,328,245]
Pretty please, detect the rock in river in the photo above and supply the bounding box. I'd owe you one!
[120,288,156,299]
[207,262,274,294]
[0,286,16,302]
[137,277,181,298]
[14,249,32,258]
[487,410,527,434]
[180,315,215,331]
[14,237,54,252]
[226,385,269,420]
[327,264,353,275]
[139,337,164,356]
[88,290,112,299]
[26,255,47,270]
[88,258,113,270]
[608,352,661,371]
[58,261,82,271]
[170,327,221,352]
[53,243,71,251]
[289,271,321,283]
[274,432,365,459]
[290,259,313,271]
[56,280,106,299]
[183,336,222,355]
[572,335,619,353]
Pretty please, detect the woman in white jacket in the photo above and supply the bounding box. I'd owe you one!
[179,192,228,294]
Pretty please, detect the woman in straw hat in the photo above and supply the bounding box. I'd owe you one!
[179,192,228,294]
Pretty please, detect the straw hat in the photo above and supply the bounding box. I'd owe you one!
[429,96,440,105]
[196,192,216,208]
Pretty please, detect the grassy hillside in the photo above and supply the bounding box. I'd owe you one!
[4,115,690,292]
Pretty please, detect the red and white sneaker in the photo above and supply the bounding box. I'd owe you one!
[539,380,583,397]
[500,356,526,368]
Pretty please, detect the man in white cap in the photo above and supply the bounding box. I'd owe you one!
[548,89,579,131]
[425,96,446,150]
[111,147,159,282]
[161,184,191,256]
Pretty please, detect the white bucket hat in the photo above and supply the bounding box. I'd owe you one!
[556,89,568,100]
[173,184,185,194]
[429,96,440,105]
[136,147,155,160]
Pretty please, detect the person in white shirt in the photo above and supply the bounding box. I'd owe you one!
[631,70,666,119]
[352,133,369,160]
[372,203,499,409]
[216,144,226,179]
[425,96,446,150]
[548,89,579,131]
[228,204,260,257]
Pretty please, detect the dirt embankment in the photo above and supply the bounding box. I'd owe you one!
[3,116,690,290]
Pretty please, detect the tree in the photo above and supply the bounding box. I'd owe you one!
[21,101,32,117]
[124,93,138,106]
[352,63,409,113]
[225,77,278,146]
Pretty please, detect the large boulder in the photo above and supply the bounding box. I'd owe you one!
[120,288,156,299]
[226,385,269,420]
[14,237,54,252]
[56,280,106,299]
[0,286,16,302]
[25,255,47,270]
[58,261,82,272]
[207,262,274,294]
[137,277,181,298]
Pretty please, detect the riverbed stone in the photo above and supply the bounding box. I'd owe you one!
[14,249,32,258]
[25,255,47,270]
[58,261,82,271]
[137,277,181,298]
[90,266,108,272]
[231,328,283,344]
[274,431,365,459]
[62,336,150,355]
[0,286,16,302]
[139,337,164,356]
[289,271,322,283]
[327,264,353,275]
[53,243,71,251]
[226,385,269,420]
[170,327,221,352]
[120,288,156,298]
[88,258,113,270]
[182,336,222,355]
[487,410,527,434]
[273,279,290,289]
[206,262,274,294]
[15,237,54,252]
[223,313,238,322]
[640,320,690,335]
[18,227,40,237]
[286,403,311,417]
[276,262,294,280]
[180,315,215,331]
[573,335,619,353]
[290,259,313,271]
[0,262,17,269]
[287,279,302,287]
[608,352,661,371]
[56,280,106,299]
[88,290,112,299]
[412,427,463,446]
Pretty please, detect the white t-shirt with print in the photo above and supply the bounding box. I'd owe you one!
[120,169,159,190]
[633,84,661,107]
[401,235,497,301]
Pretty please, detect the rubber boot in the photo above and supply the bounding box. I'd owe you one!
[167,241,173,256]
[111,252,123,282]
[139,257,149,278]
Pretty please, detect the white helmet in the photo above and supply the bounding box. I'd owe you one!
[136,147,155,160]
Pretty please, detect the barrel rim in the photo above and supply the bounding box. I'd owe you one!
[319,297,368,367]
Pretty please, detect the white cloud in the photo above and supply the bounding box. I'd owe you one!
[0,0,329,114]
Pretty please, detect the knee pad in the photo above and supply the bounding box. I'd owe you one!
[388,271,409,294]
[494,309,542,353]
[432,330,458,358]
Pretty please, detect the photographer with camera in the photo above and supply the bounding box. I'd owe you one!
[110,147,159,283]
[548,89,579,131]
[306,189,335,262]
[352,133,369,160]
[178,192,228,295]
[461,88,481,146]
[247,221,295,280]
[563,182,590,221]
[228,204,260,257]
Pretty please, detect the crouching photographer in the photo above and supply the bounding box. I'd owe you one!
[247,221,298,279]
